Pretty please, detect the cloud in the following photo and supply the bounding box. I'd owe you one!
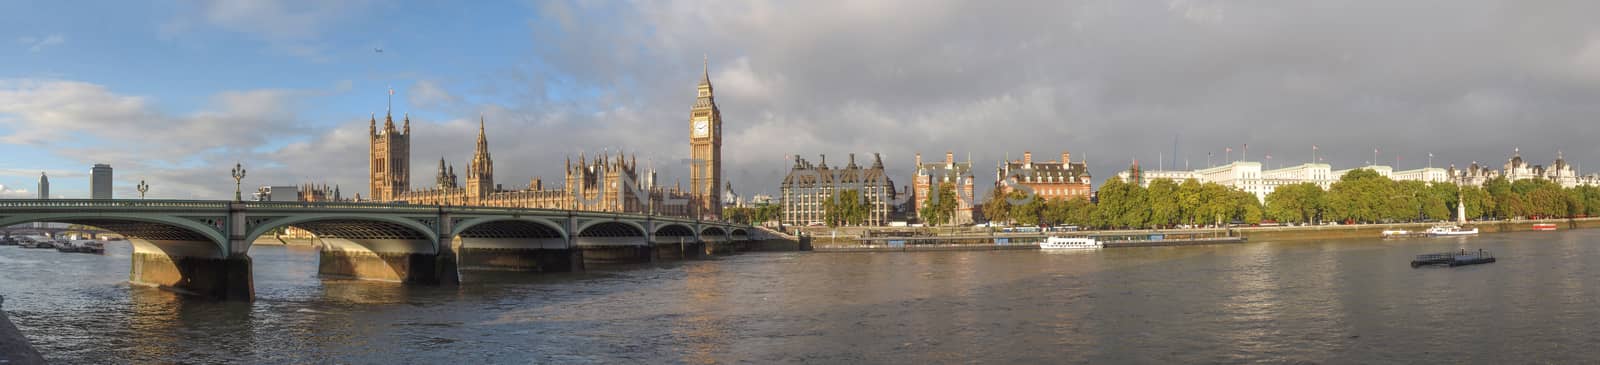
[472,0,1600,198]
[0,79,337,199]
[17,34,65,53]
[408,80,460,109]
[0,184,29,198]
[161,0,374,61]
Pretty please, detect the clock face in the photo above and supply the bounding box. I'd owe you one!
[694,119,709,137]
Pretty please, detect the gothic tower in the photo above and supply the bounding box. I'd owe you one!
[465,116,495,203]
[689,57,723,219]
[369,108,410,202]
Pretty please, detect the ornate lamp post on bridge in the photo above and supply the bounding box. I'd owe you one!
[231,162,247,202]
[136,180,149,199]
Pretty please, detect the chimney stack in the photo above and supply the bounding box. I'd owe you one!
[916,153,922,167]
[1062,151,1071,164]
[1024,151,1033,165]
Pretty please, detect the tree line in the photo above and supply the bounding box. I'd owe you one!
[1265,168,1600,224]
[741,168,1600,229]
[984,167,1600,230]
[984,177,1263,229]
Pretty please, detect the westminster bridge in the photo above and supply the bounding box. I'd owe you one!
[0,199,761,300]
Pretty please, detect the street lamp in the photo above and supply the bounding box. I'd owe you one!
[136,180,149,199]
[231,162,247,202]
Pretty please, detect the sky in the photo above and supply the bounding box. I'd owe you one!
[2,0,1599,200]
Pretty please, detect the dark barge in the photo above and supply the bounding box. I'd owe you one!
[1411,249,1496,268]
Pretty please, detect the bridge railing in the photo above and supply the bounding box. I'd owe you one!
[0,199,748,227]
[0,199,229,209]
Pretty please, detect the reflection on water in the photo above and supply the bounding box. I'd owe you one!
[6,231,1600,363]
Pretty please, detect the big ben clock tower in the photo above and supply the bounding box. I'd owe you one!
[690,58,722,219]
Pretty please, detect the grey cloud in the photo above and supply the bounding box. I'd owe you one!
[66,0,1600,201]
[465,0,1600,198]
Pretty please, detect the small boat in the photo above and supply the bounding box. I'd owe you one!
[1411,249,1496,267]
[1532,223,1558,231]
[1381,229,1422,238]
[1040,236,1102,249]
[1425,225,1478,237]
[77,240,105,254]
[18,236,55,249]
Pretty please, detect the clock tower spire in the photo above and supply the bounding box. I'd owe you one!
[690,57,722,219]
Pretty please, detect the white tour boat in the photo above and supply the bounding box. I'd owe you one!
[1425,224,1478,237]
[1040,236,1102,249]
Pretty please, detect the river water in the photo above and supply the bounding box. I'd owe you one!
[3,230,1600,363]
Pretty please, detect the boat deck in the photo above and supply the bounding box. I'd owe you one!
[1411,249,1496,267]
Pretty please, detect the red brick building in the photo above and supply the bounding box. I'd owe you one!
[995,151,1093,201]
[913,151,976,225]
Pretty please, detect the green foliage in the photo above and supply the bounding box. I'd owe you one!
[824,189,869,227]
[919,183,959,226]
[724,207,753,225]
[1176,178,1203,225]
[753,204,783,224]
[1010,193,1047,226]
[1145,179,1181,228]
[1264,182,1325,224]
[982,188,1013,225]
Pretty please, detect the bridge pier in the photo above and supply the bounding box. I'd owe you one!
[128,240,253,300]
[652,238,705,260]
[577,244,655,264]
[316,238,446,283]
[457,237,583,272]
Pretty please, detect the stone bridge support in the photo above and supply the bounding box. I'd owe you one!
[454,218,579,273]
[573,220,652,264]
[653,222,703,260]
[130,238,253,300]
[251,216,447,284]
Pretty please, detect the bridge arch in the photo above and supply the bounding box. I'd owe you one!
[700,226,728,240]
[0,212,227,256]
[730,228,750,240]
[451,217,575,272]
[244,214,440,253]
[451,217,568,240]
[574,220,647,238]
[654,223,696,238]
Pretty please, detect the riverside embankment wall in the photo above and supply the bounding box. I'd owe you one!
[1238,218,1600,242]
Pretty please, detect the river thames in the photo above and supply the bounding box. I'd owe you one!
[4,229,1600,363]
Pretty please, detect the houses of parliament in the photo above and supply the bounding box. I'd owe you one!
[364,65,724,219]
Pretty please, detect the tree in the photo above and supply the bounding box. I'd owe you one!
[1060,197,1096,227]
[1176,178,1204,226]
[1265,182,1325,224]
[1461,186,1492,220]
[1198,182,1232,226]
[1011,194,1046,226]
[1565,187,1587,218]
[1389,180,1429,222]
[1527,184,1568,218]
[1092,177,1129,229]
[1231,190,1263,225]
[1118,182,1151,229]
[1425,182,1458,222]
[919,182,959,226]
[1145,179,1181,228]
[982,188,1013,225]
[725,207,753,225]
[824,189,868,227]
[752,204,783,224]
[1326,168,1391,223]
[1483,176,1514,219]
